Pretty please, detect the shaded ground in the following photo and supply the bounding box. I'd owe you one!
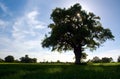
[0,63,120,79]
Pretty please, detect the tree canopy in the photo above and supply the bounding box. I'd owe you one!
[20,55,37,63]
[4,55,14,62]
[42,3,114,64]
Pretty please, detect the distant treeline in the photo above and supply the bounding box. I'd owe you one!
[87,56,120,63]
[0,55,37,63]
[0,55,120,63]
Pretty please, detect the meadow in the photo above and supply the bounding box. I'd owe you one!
[0,63,120,79]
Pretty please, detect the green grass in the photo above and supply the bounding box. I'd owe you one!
[0,63,120,79]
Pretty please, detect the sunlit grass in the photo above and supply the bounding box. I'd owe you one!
[92,62,120,66]
[0,63,120,79]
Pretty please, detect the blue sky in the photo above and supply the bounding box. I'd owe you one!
[0,0,120,62]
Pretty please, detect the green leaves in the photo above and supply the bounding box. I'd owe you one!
[42,3,114,52]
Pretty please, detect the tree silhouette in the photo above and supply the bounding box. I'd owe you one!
[101,57,113,63]
[42,3,114,64]
[92,56,101,63]
[5,55,14,62]
[117,56,120,62]
[20,55,37,63]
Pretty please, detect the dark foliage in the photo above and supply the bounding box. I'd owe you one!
[20,55,37,63]
[42,3,114,64]
[117,56,120,62]
[4,55,14,62]
[101,57,113,63]
[90,56,113,63]
[91,56,101,63]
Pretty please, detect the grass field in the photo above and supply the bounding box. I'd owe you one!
[0,63,120,79]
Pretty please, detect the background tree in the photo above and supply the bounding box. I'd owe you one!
[4,55,14,62]
[0,58,4,62]
[30,58,37,63]
[101,57,113,63]
[42,3,114,64]
[20,55,30,63]
[20,55,37,63]
[117,56,120,62]
[57,60,60,63]
[91,56,101,63]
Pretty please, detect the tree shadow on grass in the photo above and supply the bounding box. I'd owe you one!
[0,64,120,79]
[22,65,120,79]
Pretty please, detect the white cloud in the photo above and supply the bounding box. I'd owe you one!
[27,11,45,29]
[0,19,7,27]
[0,1,49,61]
[12,10,45,41]
[10,10,48,58]
[0,19,10,33]
[27,11,38,20]
[0,9,47,59]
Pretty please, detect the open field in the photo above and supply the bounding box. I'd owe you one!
[0,63,120,79]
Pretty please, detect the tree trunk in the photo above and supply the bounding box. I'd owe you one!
[74,46,82,64]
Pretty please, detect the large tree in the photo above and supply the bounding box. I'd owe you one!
[42,3,114,64]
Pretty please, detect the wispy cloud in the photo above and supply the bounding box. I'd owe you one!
[0,1,48,61]
[0,2,12,16]
[12,10,46,53]
[12,10,45,41]
[27,10,45,29]
[0,2,8,13]
[0,19,8,28]
[0,9,47,59]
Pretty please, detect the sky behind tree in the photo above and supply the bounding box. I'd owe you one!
[0,0,120,62]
